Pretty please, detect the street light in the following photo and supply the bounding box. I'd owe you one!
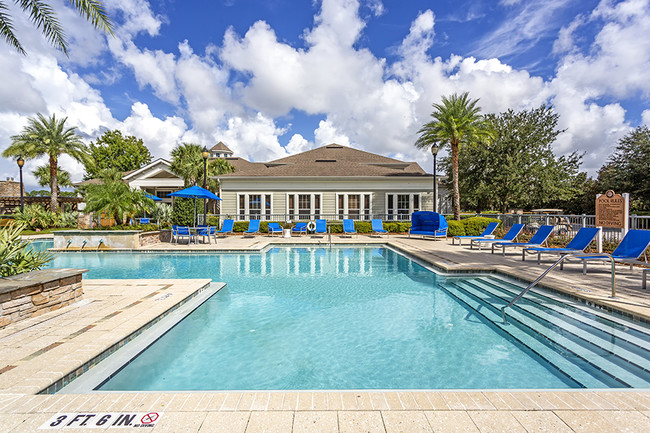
[202,146,210,225]
[16,156,24,213]
[431,144,439,213]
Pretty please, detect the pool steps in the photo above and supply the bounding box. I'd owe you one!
[442,277,650,389]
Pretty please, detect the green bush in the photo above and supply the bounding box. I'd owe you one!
[233,221,249,232]
[171,198,199,226]
[207,215,220,226]
[446,220,465,236]
[383,222,411,233]
[0,223,53,277]
[461,217,501,236]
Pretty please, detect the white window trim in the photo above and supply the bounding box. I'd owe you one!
[336,192,373,219]
[285,193,322,219]
[237,192,273,219]
[385,193,421,219]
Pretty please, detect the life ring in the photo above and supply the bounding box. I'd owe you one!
[307,221,316,232]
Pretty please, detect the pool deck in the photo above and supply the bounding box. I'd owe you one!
[1,234,649,432]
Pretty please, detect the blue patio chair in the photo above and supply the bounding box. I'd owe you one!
[452,222,498,246]
[176,226,196,244]
[171,224,179,243]
[313,219,327,235]
[491,225,554,256]
[523,227,600,265]
[216,219,234,235]
[470,224,525,250]
[292,222,307,235]
[371,219,388,237]
[198,226,217,244]
[576,229,650,274]
[409,211,447,239]
[342,219,357,237]
[244,219,261,236]
[139,217,150,224]
[267,222,283,237]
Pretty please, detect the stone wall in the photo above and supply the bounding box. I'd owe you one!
[0,180,23,197]
[0,269,87,328]
[139,231,163,247]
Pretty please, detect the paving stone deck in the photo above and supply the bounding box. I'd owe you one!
[1,234,648,432]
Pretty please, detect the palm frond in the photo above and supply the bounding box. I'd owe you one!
[0,2,26,54]
[16,0,67,54]
[67,0,114,35]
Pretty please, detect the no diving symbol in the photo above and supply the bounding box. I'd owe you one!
[141,413,159,424]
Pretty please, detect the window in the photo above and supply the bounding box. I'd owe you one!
[386,193,421,220]
[237,193,272,220]
[287,193,321,220]
[337,193,372,220]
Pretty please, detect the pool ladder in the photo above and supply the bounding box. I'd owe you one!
[501,252,616,323]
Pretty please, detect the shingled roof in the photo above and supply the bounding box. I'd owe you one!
[220,144,429,177]
[210,141,233,154]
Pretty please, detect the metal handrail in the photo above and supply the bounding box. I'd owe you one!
[501,252,616,323]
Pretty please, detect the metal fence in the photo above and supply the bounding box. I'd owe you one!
[198,213,414,225]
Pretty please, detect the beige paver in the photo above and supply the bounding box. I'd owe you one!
[553,410,620,433]
[381,410,433,433]
[424,411,480,433]
[245,411,293,433]
[293,411,338,433]
[338,411,385,433]
[511,411,573,433]
[151,412,206,433]
[468,410,527,433]
[198,412,249,433]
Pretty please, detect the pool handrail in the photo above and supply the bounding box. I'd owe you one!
[501,252,616,323]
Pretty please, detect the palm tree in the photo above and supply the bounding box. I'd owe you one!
[83,169,154,225]
[2,113,90,212]
[416,92,494,220]
[0,0,114,55]
[170,143,235,189]
[33,164,73,194]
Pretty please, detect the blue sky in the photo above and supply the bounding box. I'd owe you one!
[1,0,649,189]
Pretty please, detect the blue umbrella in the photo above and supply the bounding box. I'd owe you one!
[168,185,222,200]
[144,192,162,202]
[168,186,222,226]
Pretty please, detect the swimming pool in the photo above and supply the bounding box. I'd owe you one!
[41,243,650,391]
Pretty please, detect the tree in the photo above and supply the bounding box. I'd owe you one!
[416,92,494,220]
[440,106,583,212]
[597,126,650,211]
[84,130,153,180]
[0,0,113,55]
[170,142,235,190]
[2,113,89,212]
[83,169,154,224]
[33,164,72,193]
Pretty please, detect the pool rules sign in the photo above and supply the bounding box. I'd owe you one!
[40,412,162,429]
[595,190,629,229]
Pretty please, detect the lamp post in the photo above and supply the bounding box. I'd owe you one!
[17,156,24,213]
[202,147,209,225]
[431,144,439,213]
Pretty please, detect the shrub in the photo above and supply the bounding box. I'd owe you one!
[171,198,199,226]
[54,212,78,228]
[233,221,249,232]
[152,203,173,226]
[446,220,465,237]
[461,217,501,236]
[207,215,220,226]
[13,204,55,230]
[0,223,53,277]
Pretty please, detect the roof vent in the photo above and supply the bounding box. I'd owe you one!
[325,145,343,149]
[315,159,336,162]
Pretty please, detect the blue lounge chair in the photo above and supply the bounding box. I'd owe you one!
[244,219,260,236]
[576,229,650,274]
[452,222,498,246]
[409,211,447,239]
[267,222,283,237]
[313,219,327,235]
[139,217,150,224]
[371,219,387,237]
[491,225,554,256]
[171,224,179,243]
[342,219,357,237]
[216,219,234,235]
[470,224,524,250]
[197,226,217,244]
[523,227,600,264]
[292,222,307,235]
[176,226,196,244]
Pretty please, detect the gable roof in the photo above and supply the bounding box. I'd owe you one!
[210,141,233,153]
[220,144,429,178]
[122,158,175,181]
